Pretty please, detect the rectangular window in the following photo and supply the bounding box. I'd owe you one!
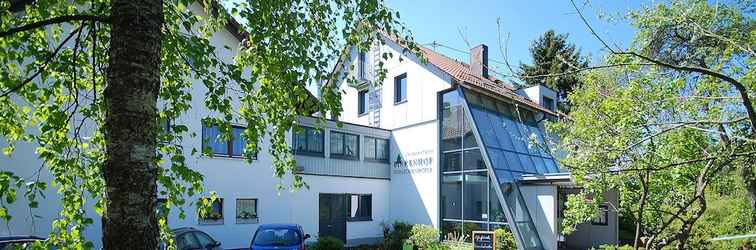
[198,198,223,224]
[592,205,609,225]
[348,194,372,221]
[542,96,555,112]
[202,125,254,158]
[358,90,368,115]
[358,51,367,80]
[394,73,407,103]
[330,131,359,160]
[364,137,389,162]
[236,198,258,224]
[293,126,324,156]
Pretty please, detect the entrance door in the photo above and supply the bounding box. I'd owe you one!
[319,193,347,243]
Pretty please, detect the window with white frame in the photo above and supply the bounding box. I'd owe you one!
[236,198,258,224]
[198,198,223,224]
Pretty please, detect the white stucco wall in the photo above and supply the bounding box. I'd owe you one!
[517,85,557,112]
[0,3,393,249]
[337,37,452,130]
[521,185,558,250]
[388,121,439,228]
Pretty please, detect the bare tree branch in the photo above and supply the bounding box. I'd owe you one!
[0,15,108,38]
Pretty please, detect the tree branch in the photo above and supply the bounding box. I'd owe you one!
[0,24,85,98]
[0,15,108,38]
[569,0,756,135]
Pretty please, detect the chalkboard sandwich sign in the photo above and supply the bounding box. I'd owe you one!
[473,231,496,250]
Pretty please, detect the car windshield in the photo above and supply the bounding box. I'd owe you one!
[252,228,301,246]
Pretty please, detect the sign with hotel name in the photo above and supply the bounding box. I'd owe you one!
[472,231,496,250]
[392,149,434,175]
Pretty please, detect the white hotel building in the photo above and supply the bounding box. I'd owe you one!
[1,6,618,250]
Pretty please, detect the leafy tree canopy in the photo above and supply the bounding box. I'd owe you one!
[519,29,589,111]
[0,0,415,248]
[552,0,754,249]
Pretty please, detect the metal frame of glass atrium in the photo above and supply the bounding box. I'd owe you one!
[438,86,561,250]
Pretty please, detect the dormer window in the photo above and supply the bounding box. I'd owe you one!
[542,96,555,112]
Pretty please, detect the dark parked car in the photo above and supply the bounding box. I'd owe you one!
[167,227,223,250]
[250,224,310,250]
[0,236,45,250]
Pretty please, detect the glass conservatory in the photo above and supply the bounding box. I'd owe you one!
[438,87,560,249]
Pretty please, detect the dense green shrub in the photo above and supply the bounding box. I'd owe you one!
[310,236,344,250]
[409,224,440,249]
[598,245,635,250]
[494,228,516,250]
[440,240,473,250]
[382,221,413,250]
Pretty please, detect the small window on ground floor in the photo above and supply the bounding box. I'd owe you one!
[198,198,223,224]
[236,198,259,224]
[348,194,371,221]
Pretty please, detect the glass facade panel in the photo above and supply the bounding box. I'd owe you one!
[544,158,559,173]
[442,152,462,172]
[441,221,462,241]
[489,182,506,223]
[441,96,463,151]
[501,183,543,249]
[462,222,488,241]
[463,149,486,170]
[463,90,559,175]
[440,87,558,249]
[469,107,500,148]
[462,110,477,148]
[441,174,462,220]
[463,172,488,221]
[440,88,513,244]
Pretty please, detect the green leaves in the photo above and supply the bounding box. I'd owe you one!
[1,0,413,248]
[552,1,754,246]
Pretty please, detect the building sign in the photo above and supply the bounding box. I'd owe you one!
[392,149,433,175]
[472,231,496,250]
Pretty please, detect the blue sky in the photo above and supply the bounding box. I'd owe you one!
[383,0,645,77]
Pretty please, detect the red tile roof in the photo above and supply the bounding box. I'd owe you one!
[416,45,556,116]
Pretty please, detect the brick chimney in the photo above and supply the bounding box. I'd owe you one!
[470,44,488,78]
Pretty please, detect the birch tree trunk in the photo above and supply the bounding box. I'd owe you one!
[102,0,163,248]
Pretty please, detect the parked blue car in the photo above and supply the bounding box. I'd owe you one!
[250,224,310,250]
